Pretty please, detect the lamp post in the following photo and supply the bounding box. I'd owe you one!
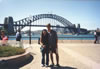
[28,16,32,44]
[29,20,31,44]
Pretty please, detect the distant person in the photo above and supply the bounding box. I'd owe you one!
[1,30,5,39]
[0,30,2,40]
[1,31,8,46]
[38,37,40,44]
[16,30,22,47]
[0,30,1,46]
[96,28,100,43]
[16,30,22,42]
[47,24,60,66]
[94,30,97,44]
[40,29,49,67]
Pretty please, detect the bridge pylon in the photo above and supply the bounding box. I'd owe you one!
[4,16,14,35]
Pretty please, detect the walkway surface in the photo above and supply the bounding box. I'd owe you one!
[20,43,100,69]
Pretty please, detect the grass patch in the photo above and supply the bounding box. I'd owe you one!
[0,46,25,57]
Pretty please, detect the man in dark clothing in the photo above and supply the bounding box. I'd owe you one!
[47,24,59,66]
[96,29,100,43]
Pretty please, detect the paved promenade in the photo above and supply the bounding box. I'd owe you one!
[20,43,100,69]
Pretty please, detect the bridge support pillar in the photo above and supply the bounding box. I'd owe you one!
[4,16,14,35]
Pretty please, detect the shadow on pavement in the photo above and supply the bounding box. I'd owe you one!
[0,55,33,69]
[50,66,77,69]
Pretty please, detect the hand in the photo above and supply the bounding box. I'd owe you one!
[42,45,46,48]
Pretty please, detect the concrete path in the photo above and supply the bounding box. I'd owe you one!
[20,43,100,69]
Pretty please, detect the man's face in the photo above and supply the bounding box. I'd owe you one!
[47,26,50,30]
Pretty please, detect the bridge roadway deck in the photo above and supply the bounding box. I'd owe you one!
[20,43,100,69]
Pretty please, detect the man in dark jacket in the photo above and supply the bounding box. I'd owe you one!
[47,24,59,66]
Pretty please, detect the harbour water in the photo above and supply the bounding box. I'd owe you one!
[8,34,95,40]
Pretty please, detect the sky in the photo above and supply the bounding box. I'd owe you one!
[0,0,100,30]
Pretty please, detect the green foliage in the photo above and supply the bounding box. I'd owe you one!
[0,46,25,57]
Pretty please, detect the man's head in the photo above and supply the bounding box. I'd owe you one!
[47,23,51,30]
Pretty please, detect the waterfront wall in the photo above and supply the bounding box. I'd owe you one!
[7,40,94,44]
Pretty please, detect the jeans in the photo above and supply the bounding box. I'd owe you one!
[41,49,49,65]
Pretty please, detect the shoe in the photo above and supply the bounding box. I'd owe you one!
[41,64,45,67]
[50,63,54,67]
[45,65,49,67]
[56,64,60,67]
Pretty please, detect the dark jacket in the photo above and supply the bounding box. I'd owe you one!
[41,33,49,52]
[41,34,49,48]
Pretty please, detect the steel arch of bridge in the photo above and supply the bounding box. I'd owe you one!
[13,14,75,32]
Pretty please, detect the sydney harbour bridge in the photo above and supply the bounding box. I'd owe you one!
[2,14,88,35]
